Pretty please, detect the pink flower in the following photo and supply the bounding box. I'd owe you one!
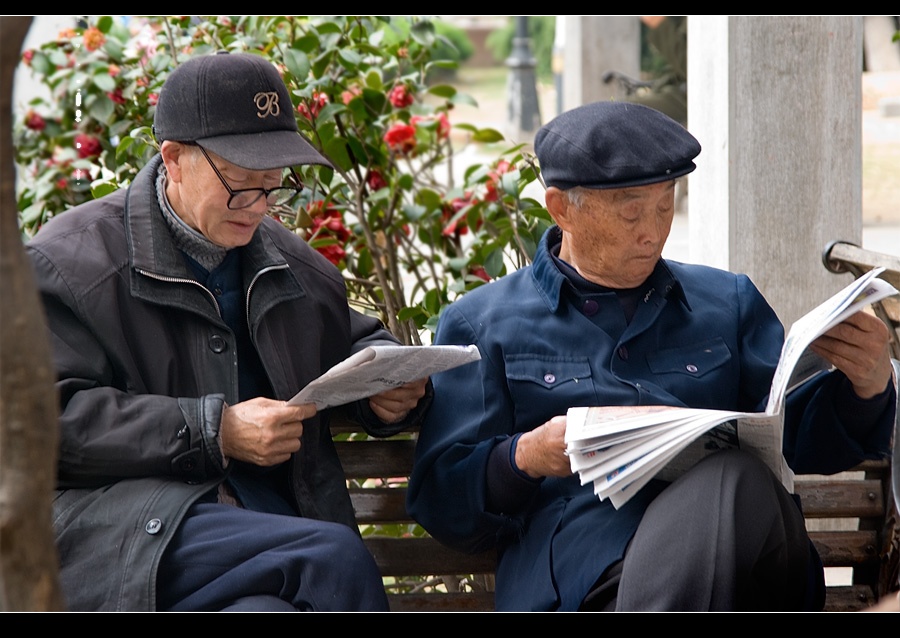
[411,112,450,140]
[297,91,329,120]
[341,86,362,105]
[388,84,414,109]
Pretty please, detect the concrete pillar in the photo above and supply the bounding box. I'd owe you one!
[688,16,863,328]
[561,16,640,113]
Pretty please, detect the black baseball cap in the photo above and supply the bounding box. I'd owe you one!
[153,51,332,171]
[534,101,701,190]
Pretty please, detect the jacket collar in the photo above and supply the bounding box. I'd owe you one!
[530,225,691,313]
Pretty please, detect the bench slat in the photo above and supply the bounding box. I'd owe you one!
[363,536,496,576]
[794,479,884,518]
[810,530,881,567]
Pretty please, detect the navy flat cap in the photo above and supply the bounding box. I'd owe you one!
[534,101,701,190]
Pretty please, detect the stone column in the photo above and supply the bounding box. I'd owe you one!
[688,16,864,327]
[561,16,640,113]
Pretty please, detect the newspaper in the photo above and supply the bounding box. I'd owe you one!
[288,344,480,409]
[566,267,899,510]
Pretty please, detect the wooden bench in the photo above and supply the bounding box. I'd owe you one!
[331,240,898,611]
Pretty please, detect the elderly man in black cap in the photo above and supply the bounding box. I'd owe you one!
[406,101,896,611]
[26,51,432,611]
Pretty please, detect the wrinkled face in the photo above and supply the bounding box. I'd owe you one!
[550,180,676,289]
[169,144,284,249]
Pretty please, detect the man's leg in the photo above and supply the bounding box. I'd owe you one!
[156,502,389,611]
[615,449,820,611]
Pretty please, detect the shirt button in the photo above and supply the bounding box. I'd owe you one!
[686,364,698,373]
[543,373,556,384]
[582,299,599,316]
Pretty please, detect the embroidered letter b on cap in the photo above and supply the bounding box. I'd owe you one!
[153,51,332,171]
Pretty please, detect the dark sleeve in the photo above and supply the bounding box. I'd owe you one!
[485,434,543,515]
[783,369,895,475]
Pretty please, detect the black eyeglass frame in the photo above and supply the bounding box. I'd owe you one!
[193,143,304,210]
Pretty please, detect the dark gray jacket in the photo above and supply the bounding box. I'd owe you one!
[27,155,430,611]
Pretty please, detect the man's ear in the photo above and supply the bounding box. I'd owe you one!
[160,141,188,183]
[545,186,570,229]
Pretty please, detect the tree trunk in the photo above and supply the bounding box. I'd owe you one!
[0,16,65,611]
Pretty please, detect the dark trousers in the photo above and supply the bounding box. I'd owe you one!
[156,502,389,611]
[581,449,824,611]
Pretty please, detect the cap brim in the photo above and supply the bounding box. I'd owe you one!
[554,162,697,191]
[198,130,333,171]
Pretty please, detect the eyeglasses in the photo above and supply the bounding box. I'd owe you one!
[195,144,303,210]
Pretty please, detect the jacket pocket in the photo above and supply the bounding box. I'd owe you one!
[645,337,731,379]
[505,355,596,428]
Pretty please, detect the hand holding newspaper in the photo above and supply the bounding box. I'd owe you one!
[288,344,480,410]
[565,267,899,510]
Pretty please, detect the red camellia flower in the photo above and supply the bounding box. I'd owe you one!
[297,91,328,120]
[470,265,491,282]
[107,88,127,105]
[83,26,106,52]
[383,123,417,155]
[306,201,351,265]
[108,63,120,77]
[25,110,46,131]
[22,50,34,66]
[147,93,159,106]
[366,169,387,192]
[317,243,346,266]
[388,84,414,109]
[75,133,102,159]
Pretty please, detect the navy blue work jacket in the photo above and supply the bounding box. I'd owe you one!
[406,226,894,611]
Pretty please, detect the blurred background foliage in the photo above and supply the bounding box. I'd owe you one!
[13,15,552,345]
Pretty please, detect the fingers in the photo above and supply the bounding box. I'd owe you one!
[514,416,571,479]
[220,397,316,466]
[809,311,892,398]
[368,378,428,424]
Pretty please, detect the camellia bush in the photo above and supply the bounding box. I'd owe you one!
[14,15,552,345]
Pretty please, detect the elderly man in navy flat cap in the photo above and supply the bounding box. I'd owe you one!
[406,101,897,611]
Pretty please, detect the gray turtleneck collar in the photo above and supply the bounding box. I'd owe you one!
[155,163,228,272]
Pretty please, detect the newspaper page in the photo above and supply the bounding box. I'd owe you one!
[288,344,480,409]
[566,267,899,509]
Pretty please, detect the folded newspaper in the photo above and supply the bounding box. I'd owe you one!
[288,344,480,409]
[565,267,899,510]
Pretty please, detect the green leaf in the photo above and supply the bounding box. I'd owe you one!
[472,128,506,144]
[323,136,352,171]
[426,84,457,99]
[91,181,119,198]
[283,48,311,80]
[92,72,117,93]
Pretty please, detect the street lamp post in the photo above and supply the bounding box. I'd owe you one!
[505,16,542,143]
